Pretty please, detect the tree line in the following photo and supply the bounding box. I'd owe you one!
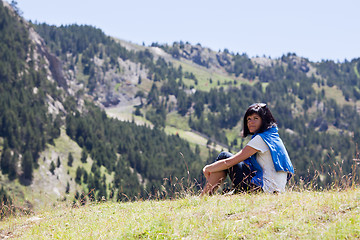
[65,101,203,200]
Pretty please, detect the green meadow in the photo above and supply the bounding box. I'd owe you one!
[1,187,359,239]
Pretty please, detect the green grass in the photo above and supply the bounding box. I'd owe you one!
[164,112,225,153]
[2,109,360,239]
[74,54,89,85]
[0,128,115,212]
[49,128,114,190]
[106,105,153,127]
[2,188,359,239]
[106,107,225,154]
[165,112,223,161]
[172,59,245,92]
[165,112,191,131]
[312,83,348,106]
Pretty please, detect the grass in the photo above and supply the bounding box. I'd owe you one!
[74,54,89,85]
[47,128,114,193]
[106,105,153,127]
[165,112,225,154]
[171,59,246,92]
[2,125,360,239]
[0,128,115,213]
[312,83,348,106]
[165,112,191,131]
[1,187,359,239]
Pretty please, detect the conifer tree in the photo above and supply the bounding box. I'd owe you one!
[50,161,56,175]
[195,145,200,155]
[65,181,70,194]
[81,149,87,163]
[8,153,17,180]
[75,166,82,184]
[82,168,88,183]
[0,148,11,174]
[21,151,33,183]
[67,152,74,167]
[57,156,61,167]
[0,186,12,206]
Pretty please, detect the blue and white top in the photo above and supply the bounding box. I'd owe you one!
[244,126,294,193]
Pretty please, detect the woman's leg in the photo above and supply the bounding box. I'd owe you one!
[201,152,233,196]
[201,170,227,196]
[228,161,256,192]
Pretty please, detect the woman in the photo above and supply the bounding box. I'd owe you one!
[201,103,294,195]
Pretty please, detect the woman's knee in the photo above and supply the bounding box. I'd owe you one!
[215,151,233,161]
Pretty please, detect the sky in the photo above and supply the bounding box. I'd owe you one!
[10,0,360,62]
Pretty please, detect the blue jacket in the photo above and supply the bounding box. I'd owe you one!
[244,126,294,187]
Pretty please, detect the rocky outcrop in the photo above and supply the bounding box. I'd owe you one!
[287,55,310,73]
[28,28,68,90]
[172,42,232,70]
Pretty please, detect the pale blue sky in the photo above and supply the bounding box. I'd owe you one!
[12,0,360,62]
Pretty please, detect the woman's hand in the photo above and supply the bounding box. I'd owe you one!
[203,165,211,180]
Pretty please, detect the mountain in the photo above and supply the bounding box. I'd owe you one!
[1,0,360,211]
[0,1,201,211]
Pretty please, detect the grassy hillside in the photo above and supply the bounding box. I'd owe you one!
[1,188,359,239]
[2,3,360,219]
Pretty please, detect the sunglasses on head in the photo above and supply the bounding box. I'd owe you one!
[249,103,266,108]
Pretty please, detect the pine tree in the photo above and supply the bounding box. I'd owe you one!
[82,168,88,183]
[57,156,61,167]
[68,152,74,167]
[65,181,70,194]
[21,151,33,182]
[50,161,56,175]
[147,83,159,106]
[195,145,200,155]
[75,166,82,184]
[81,149,87,163]
[8,153,17,180]
[0,148,11,174]
[0,186,12,206]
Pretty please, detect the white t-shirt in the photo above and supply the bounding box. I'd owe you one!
[247,135,288,193]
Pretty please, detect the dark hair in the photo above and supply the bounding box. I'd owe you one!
[242,103,277,137]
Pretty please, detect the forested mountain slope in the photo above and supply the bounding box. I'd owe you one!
[0,1,201,210]
[0,1,65,204]
[35,19,360,188]
[46,25,360,187]
[1,0,360,211]
[37,21,360,185]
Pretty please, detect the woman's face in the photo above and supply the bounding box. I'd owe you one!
[247,113,262,134]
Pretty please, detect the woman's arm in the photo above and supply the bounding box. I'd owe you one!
[203,146,258,178]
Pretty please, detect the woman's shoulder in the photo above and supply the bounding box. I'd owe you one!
[251,134,263,141]
[248,135,269,152]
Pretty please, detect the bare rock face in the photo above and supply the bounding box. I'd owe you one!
[252,57,275,68]
[28,28,68,90]
[216,51,232,67]
[88,56,149,108]
[172,42,232,70]
[287,55,310,73]
[27,27,67,115]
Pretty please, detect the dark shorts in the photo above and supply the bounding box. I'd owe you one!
[215,151,258,192]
